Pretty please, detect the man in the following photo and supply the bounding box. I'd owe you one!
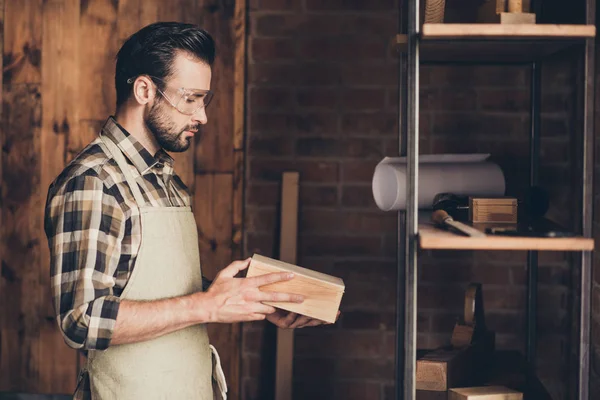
[44,22,329,400]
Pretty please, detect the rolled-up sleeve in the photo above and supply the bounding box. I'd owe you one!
[45,171,125,350]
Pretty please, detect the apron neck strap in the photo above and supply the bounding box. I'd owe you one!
[100,135,147,207]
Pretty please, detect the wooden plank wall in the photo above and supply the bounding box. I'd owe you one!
[0,1,246,397]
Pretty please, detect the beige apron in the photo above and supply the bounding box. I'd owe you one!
[84,134,227,400]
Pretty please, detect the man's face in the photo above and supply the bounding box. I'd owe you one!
[144,51,212,153]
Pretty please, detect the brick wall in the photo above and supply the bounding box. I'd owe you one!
[242,1,581,399]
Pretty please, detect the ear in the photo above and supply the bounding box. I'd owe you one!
[132,76,156,105]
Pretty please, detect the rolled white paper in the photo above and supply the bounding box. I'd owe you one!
[372,155,506,211]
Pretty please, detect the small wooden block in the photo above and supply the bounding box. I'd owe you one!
[416,347,472,391]
[449,386,523,400]
[500,12,536,24]
[451,323,474,348]
[246,254,345,323]
[469,197,517,223]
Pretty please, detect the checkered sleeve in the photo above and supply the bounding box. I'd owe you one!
[45,171,125,351]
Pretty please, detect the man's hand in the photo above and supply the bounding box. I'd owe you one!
[266,309,341,329]
[203,258,305,323]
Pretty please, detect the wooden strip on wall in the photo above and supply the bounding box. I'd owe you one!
[117,0,159,43]
[39,0,81,393]
[3,0,42,85]
[194,172,240,399]
[157,0,199,193]
[275,172,300,400]
[78,0,118,121]
[0,83,42,391]
[194,1,235,173]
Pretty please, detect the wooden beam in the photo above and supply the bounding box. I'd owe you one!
[40,0,81,392]
[0,83,42,392]
[275,172,300,400]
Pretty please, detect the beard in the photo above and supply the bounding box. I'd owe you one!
[144,99,199,153]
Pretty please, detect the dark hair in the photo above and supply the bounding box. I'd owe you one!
[115,22,216,108]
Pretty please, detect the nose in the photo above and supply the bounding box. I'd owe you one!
[192,107,208,125]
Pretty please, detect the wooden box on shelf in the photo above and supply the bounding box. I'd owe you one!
[449,386,523,400]
[246,254,345,323]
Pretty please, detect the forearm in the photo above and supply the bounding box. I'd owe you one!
[111,293,213,345]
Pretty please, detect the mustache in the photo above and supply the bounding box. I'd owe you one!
[182,125,202,133]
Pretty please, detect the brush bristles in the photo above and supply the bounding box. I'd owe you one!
[431,209,450,226]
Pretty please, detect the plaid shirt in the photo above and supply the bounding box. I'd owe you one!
[44,117,199,398]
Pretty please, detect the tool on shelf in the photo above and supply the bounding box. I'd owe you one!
[431,209,487,238]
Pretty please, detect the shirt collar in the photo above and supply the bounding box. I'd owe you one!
[100,116,174,174]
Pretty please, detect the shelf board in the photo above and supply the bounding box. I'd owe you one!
[418,223,594,251]
[396,23,596,63]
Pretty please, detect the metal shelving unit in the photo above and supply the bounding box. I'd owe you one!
[395,1,596,399]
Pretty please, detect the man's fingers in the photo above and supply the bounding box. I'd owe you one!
[289,315,313,329]
[252,304,277,315]
[219,258,251,278]
[259,291,304,303]
[246,271,295,288]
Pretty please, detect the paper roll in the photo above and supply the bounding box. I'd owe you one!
[372,155,506,211]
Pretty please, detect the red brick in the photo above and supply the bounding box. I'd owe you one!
[332,260,396,283]
[295,137,338,157]
[301,234,381,257]
[248,63,300,84]
[485,312,525,335]
[249,87,293,109]
[298,37,388,62]
[538,266,569,285]
[473,250,528,266]
[245,232,275,257]
[483,287,526,311]
[297,88,338,109]
[250,112,338,135]
[299,185,338,206]
[471,264,511,285]
[418,284,465,310]
[334,382,382,400]
[340,63,398,86]
[254,14,396,37]
[539,311,568,334]
[541,116,569,137]
[420,263,472,284]
[341,112,397,136]
[426,88,478,112]
[538,287,567,310]
[259,0,304,11]
[341,138,384,158]
[341,311,395,330]
[540,138,570,162]
[250,37,295,61]
[478,88,530,112]
[293,357,336,380]
[342,160,379,183]
[305,0,395,11]
[294,330,382,358]
[431,112,528,138]
[430,312,460,334]
[301,209,395,233]
[423,65,528,88]
[245,208,276,232]
[293,379,335,400]
[336,358,394,380]
[249,158,339,182]
[340,185,376,208]
[541,90,573,113]
[342,280,387,310]
[341,88,386,111]
[249,136,294,156]
[246,183,278,207]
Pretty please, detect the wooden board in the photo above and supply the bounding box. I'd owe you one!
[3,0,42,84]
[275,172,300,400]
[421,23,596,39]
[40,0,81,392]
[419,223,594,251]
[449,386,522,400]
[247,254,344,324]
[78,0,118,121]
[1,84,42,391]
[396,24,595,63]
